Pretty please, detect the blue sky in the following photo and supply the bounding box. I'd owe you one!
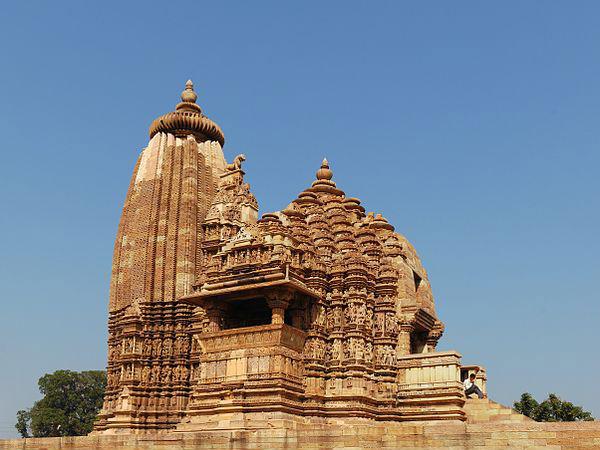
[0,1,599,437]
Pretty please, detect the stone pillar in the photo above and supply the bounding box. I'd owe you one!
[270,301,287,324]
[397,317,414,357]
[205,302,225,332]
[426,321,445,353]
[266,289,293,325]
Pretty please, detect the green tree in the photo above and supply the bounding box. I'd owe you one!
[15,409,31,438]
[15,370,106,438]
[513,392,539,418]
[514,392,594,422]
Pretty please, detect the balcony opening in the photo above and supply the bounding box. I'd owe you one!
[223,298,271,329]
[410,330,427,353]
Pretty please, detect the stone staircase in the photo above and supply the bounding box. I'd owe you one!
[464,398,534,424]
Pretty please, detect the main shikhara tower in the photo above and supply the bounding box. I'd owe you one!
[93,81,465,434]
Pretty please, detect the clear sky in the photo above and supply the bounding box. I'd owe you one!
[0,1,599,438]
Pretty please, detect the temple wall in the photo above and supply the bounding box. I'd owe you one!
[3,420,600,450]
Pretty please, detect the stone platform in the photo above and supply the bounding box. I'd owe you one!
[2,405,599,450]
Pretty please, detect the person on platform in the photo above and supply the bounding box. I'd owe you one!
[464,372,485,399]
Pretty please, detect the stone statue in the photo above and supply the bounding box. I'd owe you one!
[225,153,246,171]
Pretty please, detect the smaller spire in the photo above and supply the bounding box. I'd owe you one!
[316,158,333,181]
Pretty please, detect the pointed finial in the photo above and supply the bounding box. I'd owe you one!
[181,79,198,104]
[316,158,333,180]
[175,79,202,113]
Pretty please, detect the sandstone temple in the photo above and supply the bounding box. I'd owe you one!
[3,82,598,450]
[94,79,465,433]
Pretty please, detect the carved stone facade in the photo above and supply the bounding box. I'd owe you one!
[93,81,461,435]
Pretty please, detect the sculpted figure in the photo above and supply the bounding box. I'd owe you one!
[385,314,398,334]
[383,346,395,365]
[326,308,334,330]
[153,338,162,357]
[143,338,152,356]
[356,304,366,325]
[365,341,373,362]
[366,308,373,329]
[316,305,325,327]
[163,338,172,356]
[345,304,355,324]
[343,340,351,360]
[355,340,364,360]
[334,308,341,327]
[374,346,382,364]
[317,340,325,359]
[225,153,246,171]
[332,340,342,360]
[151,365,160,383]
[141,365,150,383]
[164,366,172,383]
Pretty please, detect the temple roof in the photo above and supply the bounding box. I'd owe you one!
[149,80,225,145]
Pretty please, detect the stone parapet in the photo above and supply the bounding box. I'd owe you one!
[396,351,466,421]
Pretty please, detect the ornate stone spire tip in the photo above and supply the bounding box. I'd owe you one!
[316,158,333,181]
[181,79,198,104]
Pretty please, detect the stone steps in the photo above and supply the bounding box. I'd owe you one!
[464,398,534,424]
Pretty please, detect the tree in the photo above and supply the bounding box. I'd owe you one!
[15,370,106,437]
[15,409,31,438]
[514,392,594,422]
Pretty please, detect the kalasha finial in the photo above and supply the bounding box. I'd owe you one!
[175,79,202,114]
[316,158,333,180]
[181,79,198,104]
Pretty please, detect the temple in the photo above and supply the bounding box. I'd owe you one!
[93,81,483,433]
[3,81,599,450]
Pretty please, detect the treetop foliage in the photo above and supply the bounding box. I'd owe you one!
[15,369,106,438]
[513,392,594,422]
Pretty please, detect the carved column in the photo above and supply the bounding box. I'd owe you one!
[397,316,414,357]
[204,302,225,332]
[426,321,445,352]
[266,289,293,325]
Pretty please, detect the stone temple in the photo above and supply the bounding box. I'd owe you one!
[93,79,463,433]
[4,81,597,450]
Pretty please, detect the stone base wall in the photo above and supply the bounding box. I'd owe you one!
[2,420,600,450]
